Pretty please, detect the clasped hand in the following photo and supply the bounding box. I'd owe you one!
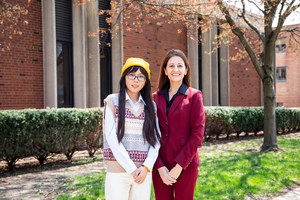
[158,164,183,186]
[131,166,148,184]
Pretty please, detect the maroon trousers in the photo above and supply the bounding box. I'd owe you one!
[152,167,198,200]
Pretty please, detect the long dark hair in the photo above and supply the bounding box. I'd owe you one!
[157,49,191,90]
[117,66,161,147]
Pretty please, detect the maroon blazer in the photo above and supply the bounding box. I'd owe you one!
[152,87,205,172]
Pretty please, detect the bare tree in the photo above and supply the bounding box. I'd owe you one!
[217,0,300,151]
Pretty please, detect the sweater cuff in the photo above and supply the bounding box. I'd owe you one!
[123,162,137,174]
[143,157,154,172]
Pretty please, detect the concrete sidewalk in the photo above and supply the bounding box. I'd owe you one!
[273,187,300,200]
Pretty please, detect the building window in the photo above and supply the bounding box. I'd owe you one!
[217,27,221,106]
[275,37,287,53]
[276,67,287,82]
[55,0,74,108]
[99,0,112,106]
[198,18,202,92]
[57,42,73,107]
[277,102,283,107]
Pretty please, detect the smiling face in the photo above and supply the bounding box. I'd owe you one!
[125,68,146,96]
[164,56,187,84]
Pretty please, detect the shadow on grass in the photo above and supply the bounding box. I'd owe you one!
[54,137,300,200]
[195,149,300,200]
[203,131,300,147]
[0,155,104,179]
[277,138,300,150]
[56,172,106,200]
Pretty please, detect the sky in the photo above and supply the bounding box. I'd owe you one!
[231,0,300,27]
[275,11,300,27]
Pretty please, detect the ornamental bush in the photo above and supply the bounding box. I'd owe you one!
[0,110,33,171]
[276,108,300,133]
[1,106,299,171]
[0,108,103,171]
[204,107,300,141]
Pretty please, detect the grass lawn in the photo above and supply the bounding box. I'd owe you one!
[56,135,300,200]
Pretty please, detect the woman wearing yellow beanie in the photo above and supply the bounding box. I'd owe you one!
[103,58,161,200]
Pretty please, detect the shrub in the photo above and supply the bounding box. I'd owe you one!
[204,107,299,141]
[204,107,232,140]
[0,108,103,171]
[2,106,299,170]
[0,110,33,170]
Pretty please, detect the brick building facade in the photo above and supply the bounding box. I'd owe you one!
[0,0,44,109]
[0,0,263,110]
[275,24,300,108]
[123,21,187,94]
[229,35,262,106]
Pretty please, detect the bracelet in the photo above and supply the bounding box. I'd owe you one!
[142,165,150,172]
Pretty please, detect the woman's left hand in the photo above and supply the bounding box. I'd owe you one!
[169,164,183,179]
[134,166,148,184]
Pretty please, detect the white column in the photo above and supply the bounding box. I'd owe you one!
[211,23,218,106]
[87,0,101,108]
[111,0,123,93]
[73,1,87,108]
[201,23,212,106]
[187,17,198,89]
[220,28,230,106]
[42,0,57,108]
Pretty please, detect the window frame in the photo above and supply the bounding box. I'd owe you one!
[276,66,287,82]
[275,37,287,53]
[99,0,112,107]
[56,41,74,108]
[55,0,74,108]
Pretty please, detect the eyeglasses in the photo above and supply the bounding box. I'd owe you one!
[126,74,146,82]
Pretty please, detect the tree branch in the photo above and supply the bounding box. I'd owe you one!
[247,0,264,13]
[290,32,300,45]
[282,0,296,17]
[133,0,211,18]
[239,0,265,43]
[265,0,281,29]
[280,26,300,33]
[273,1,298,39]
[110,2,132,31]
[218,0,264,79]
[278,0,286,16]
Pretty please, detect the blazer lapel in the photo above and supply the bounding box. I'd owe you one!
[158,94,168,122]
[168,94,185,118]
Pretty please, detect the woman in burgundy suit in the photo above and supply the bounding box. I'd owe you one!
[152,49,205,200]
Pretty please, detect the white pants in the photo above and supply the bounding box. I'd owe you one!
[105,172,152,200]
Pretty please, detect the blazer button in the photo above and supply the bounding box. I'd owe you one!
[165,122,168,125]
[166,134,168,137]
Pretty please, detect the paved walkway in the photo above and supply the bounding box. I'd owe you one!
[273,187,300,200]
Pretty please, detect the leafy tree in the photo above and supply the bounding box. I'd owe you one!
[0,0,29,51]
[101,0,300,151]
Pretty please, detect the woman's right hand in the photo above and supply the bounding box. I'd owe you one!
[158,166,177,186]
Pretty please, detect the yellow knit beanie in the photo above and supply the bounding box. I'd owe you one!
[121,58,150,79]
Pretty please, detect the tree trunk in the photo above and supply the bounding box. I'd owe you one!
[261,75,279,151]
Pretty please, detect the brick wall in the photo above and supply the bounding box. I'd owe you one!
[0,0,43,110]
[276,24,300,107]
[229,34,262,106]
[123,17,187,93]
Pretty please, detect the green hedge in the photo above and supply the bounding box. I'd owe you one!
[0,108,103,171]
[204,107,300,140]
[1,106,300,171]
